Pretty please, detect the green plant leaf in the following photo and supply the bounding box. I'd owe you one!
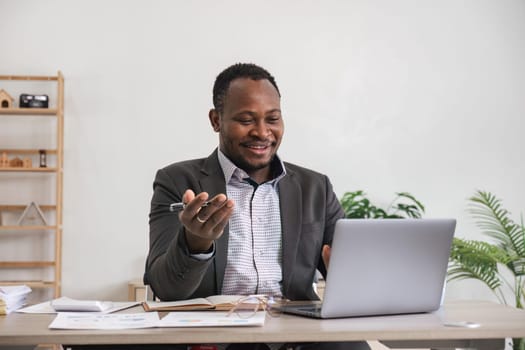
[394,204,423,219]
[448,238,505,291]
[396,192,426,213]
[340,190,425,220]
[468,190,525,276]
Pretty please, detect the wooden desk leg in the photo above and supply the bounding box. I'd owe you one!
[381,338,505,350]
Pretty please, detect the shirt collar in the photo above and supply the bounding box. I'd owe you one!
[217,150,287,187]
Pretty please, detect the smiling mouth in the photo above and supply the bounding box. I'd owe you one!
[243,141,274,149]
[247,144,269,149]
[242,143,274,156]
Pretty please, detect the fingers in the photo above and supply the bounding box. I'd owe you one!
[192,193,227,223]
[322,244,331,271]
[181,189,207,214]
[179,190,234,250]
[199,197,234,237]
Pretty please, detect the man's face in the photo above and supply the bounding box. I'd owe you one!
[210,78,283,182]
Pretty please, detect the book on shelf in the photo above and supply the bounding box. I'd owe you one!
[143,294,260,312]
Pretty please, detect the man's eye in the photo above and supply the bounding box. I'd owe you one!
[238,119,253,124]
[267,116,281,123]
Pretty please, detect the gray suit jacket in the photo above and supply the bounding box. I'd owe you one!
[145,150,344,301]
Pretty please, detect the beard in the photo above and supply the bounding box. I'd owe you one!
[220,134,281,179]
[230,153,275,174]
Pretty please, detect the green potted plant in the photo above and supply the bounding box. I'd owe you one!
[340,190,425,219]
[448,190,525,350]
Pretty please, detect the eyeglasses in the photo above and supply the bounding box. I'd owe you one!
[226,295,283,319]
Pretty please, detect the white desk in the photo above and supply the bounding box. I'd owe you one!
[1,301,524,350]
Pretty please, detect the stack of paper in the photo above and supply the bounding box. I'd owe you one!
[0,285,32,315]
[16,296,141,314]
[51,297,114,312]
[48,311,266,329]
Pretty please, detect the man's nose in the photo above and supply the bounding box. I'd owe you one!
[250,120,271,138]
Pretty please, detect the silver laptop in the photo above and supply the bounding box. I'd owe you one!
[279,218,456,318]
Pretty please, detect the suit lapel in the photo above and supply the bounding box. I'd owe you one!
[199,150,229,293]
[279,168,302,297]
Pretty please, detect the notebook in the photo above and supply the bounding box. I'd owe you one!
[279,218,456,319]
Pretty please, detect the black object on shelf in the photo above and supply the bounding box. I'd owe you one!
[20,94,49,108]
[39,150,47,168]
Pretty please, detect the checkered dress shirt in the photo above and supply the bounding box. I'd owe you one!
[218,151,286,296]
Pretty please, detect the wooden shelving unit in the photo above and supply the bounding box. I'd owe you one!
[0,149,58,155]
[0,71,64,298]
[0,108,58,115]
[0,261,56,268]
[0,280,56,288]
[0,225,58,231]
[0,167,58,172]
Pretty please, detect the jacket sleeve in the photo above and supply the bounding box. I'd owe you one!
[145,168,213,301]
[318,175,345,279]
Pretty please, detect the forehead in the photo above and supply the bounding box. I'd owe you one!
[223,78,280,111]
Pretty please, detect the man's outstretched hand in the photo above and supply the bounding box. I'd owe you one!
[179,189,235,253]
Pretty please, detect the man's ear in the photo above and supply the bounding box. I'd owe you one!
[209,109,220,132]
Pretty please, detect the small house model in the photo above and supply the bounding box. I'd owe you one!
[0,89,14,108]
[9,156,23,167]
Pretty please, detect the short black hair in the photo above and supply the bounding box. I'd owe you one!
[212,63,280,113]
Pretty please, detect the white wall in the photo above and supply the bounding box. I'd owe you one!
[1,0,524,302]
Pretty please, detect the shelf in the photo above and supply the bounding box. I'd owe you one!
[0,75,58,81]
[0,204,56,211]
[0,261,55,268]
[0,280,56,289]
[0,225,57,231]
[0,149,57,155]
[0,167,58,172]
[0,108,58,116]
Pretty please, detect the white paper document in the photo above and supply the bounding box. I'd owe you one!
[158,311,266,327]
[0,285,32,299]
[51,298,114,312]
[17,297,140,314]
[0,285,32,314]
[49,312,160,329]
[48,311,266,329]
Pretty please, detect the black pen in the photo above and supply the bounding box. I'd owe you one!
[168,201,212,212]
